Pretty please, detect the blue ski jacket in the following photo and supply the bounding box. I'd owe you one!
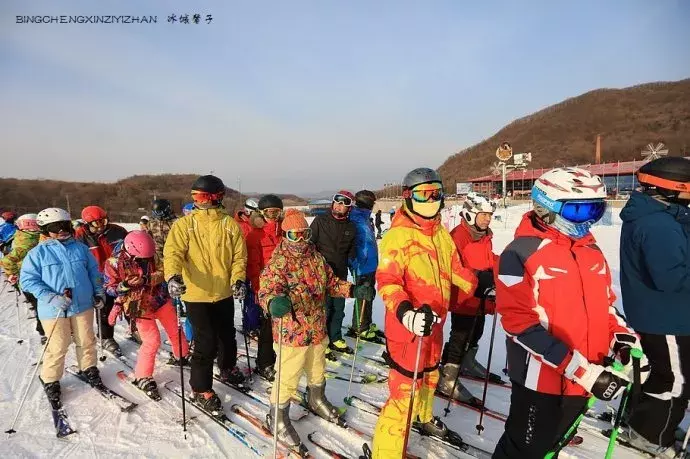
[620,191,690,335]
[0,222,17,246]
[348,206,379,277]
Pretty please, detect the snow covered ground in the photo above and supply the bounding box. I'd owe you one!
[0,206,674,458]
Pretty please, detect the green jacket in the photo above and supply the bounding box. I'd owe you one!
[1,230,40,277]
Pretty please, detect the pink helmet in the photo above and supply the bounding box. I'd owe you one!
[123,230,156,258]
[16,213,40,232]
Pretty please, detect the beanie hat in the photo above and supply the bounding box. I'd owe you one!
[281,209,309,232]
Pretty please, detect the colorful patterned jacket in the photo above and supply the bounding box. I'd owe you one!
[103,251,167,318]
[258,240,352,347]
[149,217,176,271]
[0,230,40,278]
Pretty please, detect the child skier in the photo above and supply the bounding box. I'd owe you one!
[494,167,642,458]
[19,208,105,409]
[1,213,45,341]
[104,230,190,399]
[258,209,374,450]
[371,168,477,458]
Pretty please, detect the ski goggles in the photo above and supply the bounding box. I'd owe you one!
[405,183,444,203]
[191,191,224,204]
[44,221,73,234]
[285,228,312,242]
[88,218,108,229]
[332,194,353,206]
[261,208,283,220]
[557,200,607,223]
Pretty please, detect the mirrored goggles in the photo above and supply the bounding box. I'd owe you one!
[332,194,353,206]
[261,208,283,220]
[409,184,444,203]
[44,221,73,234]
[285,228,312,242]
[557,200,607,224]
[191,191,224,204]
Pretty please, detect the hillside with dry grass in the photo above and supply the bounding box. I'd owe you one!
[438,78,690,185]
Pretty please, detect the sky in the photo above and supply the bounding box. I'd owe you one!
[1,1,689,195]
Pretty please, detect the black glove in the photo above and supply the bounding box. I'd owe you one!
[473,270,495,299]
[233,280,247,301]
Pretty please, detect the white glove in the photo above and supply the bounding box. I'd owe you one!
[167,275,186,298]
[565,350,630,401]
[397,302,441,337]
[47,294,72,312]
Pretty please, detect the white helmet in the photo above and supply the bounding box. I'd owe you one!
[462,193,496,225]
[140,215,150,222]
[244,198,259,214]
[16,213,40,232]
[36,208,71,227]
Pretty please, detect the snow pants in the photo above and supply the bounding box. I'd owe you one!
[40,308,97,384]
[441,312,485,365]
[326,296,346,343]
[493,383,588,459]
[185,297,237,393]
[628,333,690,448]
[23,291,45,336]
[372,368,439,458]
[269,340,328,405]
[241,287,262,333]
[350,273,375,334]
[134,301,189,379]
[256,312,276,372]
[96,294,116,340]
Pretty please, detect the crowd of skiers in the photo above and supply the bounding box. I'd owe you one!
[0,155,688,458]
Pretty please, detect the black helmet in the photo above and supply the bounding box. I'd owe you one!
[258,194,284,210]
[638,157,690,204]
[151,199,173,219]
[191,175,225,194]
[402,167,442,189]
[355,190,376,210]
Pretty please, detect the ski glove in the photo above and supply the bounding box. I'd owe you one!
[269,296,292,318]
[7,274,18,286]
[351,282,375,301]
[47,293,72,312]
[233,280,247,301]
[93,294,106,310]
[474,270,495,299]
[116,282,131,294]
[565,350,629,401]
[611,332,650,384]
[167,275,186,298]
[396,301,441,337]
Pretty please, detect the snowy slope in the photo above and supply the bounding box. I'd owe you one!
[0,207,666,458]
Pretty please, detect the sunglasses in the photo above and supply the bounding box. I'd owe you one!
[44,221,73,234]
[332,194,353,206]
[285,228,312,242]
[409,185,444,203]
[261,208,283,220]
[88,218,108,228]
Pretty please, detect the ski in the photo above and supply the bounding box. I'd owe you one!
[50,404,77,438]
[457,372,511,388]
[66,365,137,412]
[324,371,387,385]
[163,382,275,457]
[103,348,135,370]
[230,404,312,458]
[307,431,349,458]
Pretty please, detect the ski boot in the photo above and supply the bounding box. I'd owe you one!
[266,402,303,448]
[436,363,484,407]
[255,364,276,382]
[325,348,338,362]
[413,416,465,447]
[40,335,47,345]
[360,326,385,344]
[166,354,191,368]
[82,366,103,386]
[219,367,246,385]
[102,338,123,357]
[134,377,161,401]
[616,426,678,458]
[329,339,354,355]
[305,381,346,427]
[41,379,62,409]
[193,389,222,414]
[460,345,505,384]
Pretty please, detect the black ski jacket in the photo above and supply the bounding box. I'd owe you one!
[310,212,356,280]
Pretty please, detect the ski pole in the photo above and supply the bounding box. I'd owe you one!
[5,307,64,435]
[605,349,643,459]
[476,307,498,435]
[502,353,509,376]
[345,294,369,405]
[444,297,485,417]
[174,297,187,438]
[545,396,596,458]
[96,303,106,362]
[402,334,424,458]
[681,423,690,458]
[273,316,284,459]
[239,296,253,383]
[15,289,24,344]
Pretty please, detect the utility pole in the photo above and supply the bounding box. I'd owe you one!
[65,193,71,215]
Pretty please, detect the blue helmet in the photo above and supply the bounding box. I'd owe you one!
[182,202,194,216]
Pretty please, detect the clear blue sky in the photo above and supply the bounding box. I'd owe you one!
[1,0,689,194]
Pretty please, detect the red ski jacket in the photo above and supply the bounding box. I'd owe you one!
[449,220,498,315]
[75,224,128,273]
[496,212,635,396]
[234,212,253,239]
[246,219,281,292]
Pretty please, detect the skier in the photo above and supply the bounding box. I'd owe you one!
[310,190,357,359]
[258,209,374,449]
[494,167,640,458]
[164,175,248,412]
[438,193,501,405]
[375,209,383,239]
[245,194,284,380]
[0,213,45,341]
[346,190,383,343]
[103,230,190,398]
[149,198,177,272]
[234,198,259,238]
[617,157,690,457]
[139,216,150,233]
[0,211,18,254]
[74,205,129,356]
[19,207,105,409]
[372,168,477,458]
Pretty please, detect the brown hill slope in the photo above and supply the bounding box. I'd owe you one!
[438,79,690,185]
[0,174,245,222]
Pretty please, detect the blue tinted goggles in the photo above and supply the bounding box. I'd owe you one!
[555,200,607,224]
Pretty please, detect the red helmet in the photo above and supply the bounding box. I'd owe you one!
[1,211,18,223]
[81,205,108,223]
[123,230,156,258]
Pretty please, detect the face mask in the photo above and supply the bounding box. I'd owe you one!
[551,214,593,239]
[412,201,442,219]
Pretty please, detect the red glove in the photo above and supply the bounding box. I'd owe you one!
[108,302,123,326]
[7,274,18,286]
